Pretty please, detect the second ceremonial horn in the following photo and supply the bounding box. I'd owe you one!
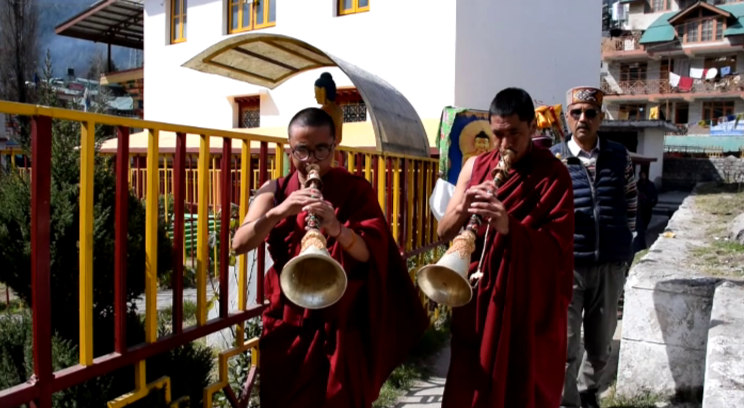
[416,149,514,307]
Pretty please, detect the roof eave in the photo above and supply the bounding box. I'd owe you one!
[668,1,733,25]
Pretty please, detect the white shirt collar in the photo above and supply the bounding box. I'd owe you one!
[568,137,600,159]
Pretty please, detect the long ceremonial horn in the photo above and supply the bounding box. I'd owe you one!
[416,149,515,307]
[280,164,348,309]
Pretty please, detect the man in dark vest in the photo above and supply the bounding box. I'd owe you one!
[551,87,637,408]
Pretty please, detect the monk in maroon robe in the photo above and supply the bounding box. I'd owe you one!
[232,107,429,408]
[437,88,574,408]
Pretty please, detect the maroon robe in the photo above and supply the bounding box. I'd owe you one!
[260,167,429,408]
[442,145,575,408]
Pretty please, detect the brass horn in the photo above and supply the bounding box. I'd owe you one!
[280,164,348,309]
[416,149,515,307]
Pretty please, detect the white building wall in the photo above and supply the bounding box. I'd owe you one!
[144,0,457,130]
[626,2,665,32]
[454,0,601,109]
[637,128,665,185]
[145,0,600,133]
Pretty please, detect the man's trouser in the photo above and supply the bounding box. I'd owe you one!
[561,261,627,408]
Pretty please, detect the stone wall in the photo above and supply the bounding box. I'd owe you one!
[663,157,744,191]
[616,187,718,400]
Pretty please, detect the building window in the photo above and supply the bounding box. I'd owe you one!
[336,88,367,123]
[674,102,689,125]
[171,0,187,43]
[619,62,648,81]
[648,0,670,13]
[702,101,734,122]
[236,95,260,128]
[619,104,646,120]
[675,9,727,44]
[339,0,369,16]
[229,0,276,33]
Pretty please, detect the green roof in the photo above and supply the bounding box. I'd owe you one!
[640,3,744,44]
[665,136,744,152]
[639,12,677,44]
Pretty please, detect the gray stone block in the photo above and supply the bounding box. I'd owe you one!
[729,213,744,245]
[617,190,716,400]
[616,338,707,399]
[702,281,744,408]
[621,284,712,350]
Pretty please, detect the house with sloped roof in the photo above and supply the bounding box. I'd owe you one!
[602,0,744,134]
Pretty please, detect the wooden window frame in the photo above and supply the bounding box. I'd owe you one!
[675,11,727,44]
[702,100,734,122]
[619,62,648,82]
[170,0,187,44]
[228,0,276,34]
[336,88,367,123]
[338,0,370,16]
[619,104,647,120]
[236,95,261,128]
[647,0,670,14]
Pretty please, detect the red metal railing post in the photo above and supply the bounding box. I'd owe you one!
[401,159,409,249]
[257,142,269,305]
[31,115,53,408]
[115,126,130,354]
[172,132,186,333]
[219,139,232,318]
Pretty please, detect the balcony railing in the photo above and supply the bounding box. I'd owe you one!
[601,79,672,96]
[602,35,644,54]
[601,77,744,96]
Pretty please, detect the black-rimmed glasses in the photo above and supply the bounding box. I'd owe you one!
[291,144,334,161]
[569,108,599,120]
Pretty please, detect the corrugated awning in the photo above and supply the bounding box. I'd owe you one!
[55,0,143,50]
[182,33,431,158]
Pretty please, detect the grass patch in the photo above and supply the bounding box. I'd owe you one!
[601,383,669,408]
[689,240,744,278]
[157,300,199,328]
[632,249,649,268]
[372,316,451,408]
[687,183,744,278]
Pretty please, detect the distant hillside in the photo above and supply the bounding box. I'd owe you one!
[38,0,134,78]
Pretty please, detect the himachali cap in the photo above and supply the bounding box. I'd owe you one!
[566,87,604,109]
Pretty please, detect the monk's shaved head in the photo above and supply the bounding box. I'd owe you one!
[288,107,336,140]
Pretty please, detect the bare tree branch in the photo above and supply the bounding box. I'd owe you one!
[0,0,40,103]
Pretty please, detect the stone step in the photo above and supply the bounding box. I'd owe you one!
[702,281,744,408]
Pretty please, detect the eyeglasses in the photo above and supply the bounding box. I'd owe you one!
[569,108,599,120]
[291,144,334,161]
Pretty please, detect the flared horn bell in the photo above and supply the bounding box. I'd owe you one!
[280,240,348,310]
[416,250,473,308]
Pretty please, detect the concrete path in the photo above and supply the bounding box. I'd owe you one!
[394,324,623,407]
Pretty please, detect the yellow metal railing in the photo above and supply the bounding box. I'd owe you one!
[0,100,443,408]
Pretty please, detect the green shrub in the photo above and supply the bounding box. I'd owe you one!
[0,52,212,408]
[0,51,172,347]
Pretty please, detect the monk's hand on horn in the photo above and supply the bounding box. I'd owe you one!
[467,193,510,236]
[274,189,321,219]
[303,200,341,236]
[461,181,497,212]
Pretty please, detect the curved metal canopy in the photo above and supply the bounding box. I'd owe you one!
[182,33,430,157]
